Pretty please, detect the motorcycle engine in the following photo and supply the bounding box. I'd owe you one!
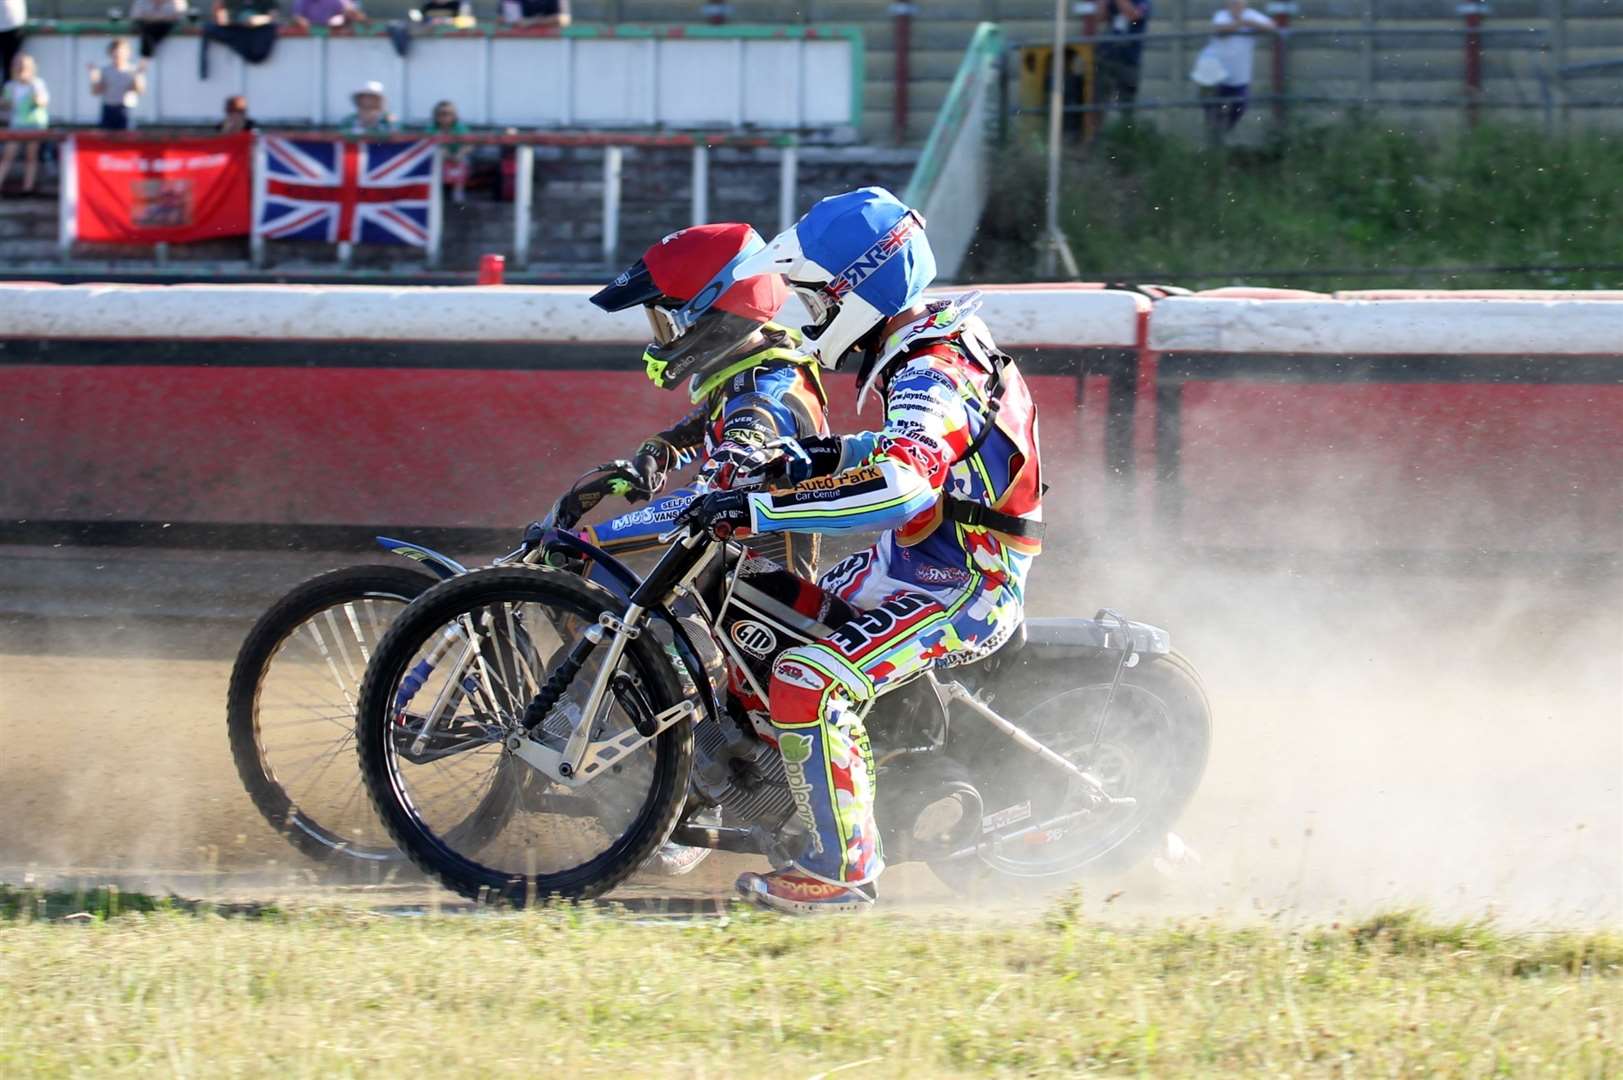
[690,713,797,834]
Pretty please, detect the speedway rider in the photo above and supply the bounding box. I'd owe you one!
[681,187,1045,914]
[584,222,830,582]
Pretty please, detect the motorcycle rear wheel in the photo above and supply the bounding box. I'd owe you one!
[356,567,693,905]
[932,650,1211,891]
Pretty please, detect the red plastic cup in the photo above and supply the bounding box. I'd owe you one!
[477,254,506,286]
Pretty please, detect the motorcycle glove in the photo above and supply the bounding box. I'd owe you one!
[680,489,754,540]
[766,436,843,485]
[629,437,679,499]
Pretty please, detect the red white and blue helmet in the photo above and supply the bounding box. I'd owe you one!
[735,187,936,381]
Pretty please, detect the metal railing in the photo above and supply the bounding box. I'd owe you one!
[903,22,1005,280]
[1010,18,1581,135]
[1,129,800,270]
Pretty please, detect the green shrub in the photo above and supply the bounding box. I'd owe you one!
[966,120,1623,290]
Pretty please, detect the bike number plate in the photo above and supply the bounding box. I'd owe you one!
[982,801,1032,833]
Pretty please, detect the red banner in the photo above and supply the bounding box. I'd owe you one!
[72,134,252,244]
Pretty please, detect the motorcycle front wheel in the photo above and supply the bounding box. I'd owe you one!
[227,564,436,868]
[356,566,693,905]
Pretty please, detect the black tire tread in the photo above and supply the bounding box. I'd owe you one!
[355,566,692,906]
[939,647,1212,888]
[227,564,437,865]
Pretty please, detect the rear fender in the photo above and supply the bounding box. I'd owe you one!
[1020,615,1172,660]
[374,536,469,580]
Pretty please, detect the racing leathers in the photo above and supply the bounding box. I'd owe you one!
[585,328,829,581]
[730,294,1044,887]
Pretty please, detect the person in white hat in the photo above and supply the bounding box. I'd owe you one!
[342,80,396,134]
[1190,0,1278,143]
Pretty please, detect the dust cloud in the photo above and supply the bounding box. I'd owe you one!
[0,483,1618,926]
[1031,549,1622,927]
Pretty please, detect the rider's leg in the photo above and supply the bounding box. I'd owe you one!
[738,568,1021,912]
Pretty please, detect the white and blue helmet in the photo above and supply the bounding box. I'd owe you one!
[735,187,936,382]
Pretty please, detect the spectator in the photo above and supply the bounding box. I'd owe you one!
[426,98,469,203]
[414,0,470,24]
[88,38,147,130]
[218,92,256,131]
[212,0,278,27]
[342,79,396,133]
[0,51,46,194]
[129,0,187,59]
[0,0,25,93]
[1192,0,1277,143]
[1095,0,1150,119]
[291,0,364,30]
[499,0,568,28]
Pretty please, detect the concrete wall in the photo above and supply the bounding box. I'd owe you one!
[3,282,1618,562]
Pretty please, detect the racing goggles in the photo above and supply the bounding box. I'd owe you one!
[645,303,682,347]
[640,239,764,348]
[792,281,837,331]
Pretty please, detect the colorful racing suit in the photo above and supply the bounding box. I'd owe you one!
[585,331,829,580]
[735,295,1044,886]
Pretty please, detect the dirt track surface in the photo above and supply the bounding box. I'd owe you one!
[1,545,1618,924]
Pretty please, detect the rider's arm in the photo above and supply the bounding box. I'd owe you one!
[592,372,812,552]
[635,403,707,480]
[744,357,970,535]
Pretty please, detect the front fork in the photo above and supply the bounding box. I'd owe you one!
[501,601,697,789]
[549,605,643,779]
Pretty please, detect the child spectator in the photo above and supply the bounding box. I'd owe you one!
[129,0,188,59]
[291,0,364,30]
[0,52,46,194]
[499,0,567,28]
[88,38,146,130]
[426,98,469,203]
[1192,0,1277,143]
[218,92,256,131]
[0,0,25,93]
[342,80,396,133]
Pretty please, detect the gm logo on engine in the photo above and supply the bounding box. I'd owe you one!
[729,619,778,659]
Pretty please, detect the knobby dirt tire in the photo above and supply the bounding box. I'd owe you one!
[228,564,437,868]
[935,649,1212,890]
[355,566,693,906]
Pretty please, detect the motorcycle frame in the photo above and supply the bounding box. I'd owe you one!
[374,520,1168,844]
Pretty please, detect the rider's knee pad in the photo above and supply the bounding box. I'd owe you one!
[768,649,837,727]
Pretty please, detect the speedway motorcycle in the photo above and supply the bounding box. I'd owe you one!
[344,465,1212,903]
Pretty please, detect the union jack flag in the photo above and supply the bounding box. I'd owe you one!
[818,211,922,304]
[255,137,439,247]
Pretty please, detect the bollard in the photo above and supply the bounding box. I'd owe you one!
[478,254,506,285]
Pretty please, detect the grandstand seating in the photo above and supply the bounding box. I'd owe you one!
[22,0,1623,142]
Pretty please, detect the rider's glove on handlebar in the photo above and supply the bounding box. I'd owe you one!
[629,437,678,499]
[762,436,843,485]
[680,489,754,540]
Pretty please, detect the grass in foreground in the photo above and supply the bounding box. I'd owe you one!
[0,888,1618,1078]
